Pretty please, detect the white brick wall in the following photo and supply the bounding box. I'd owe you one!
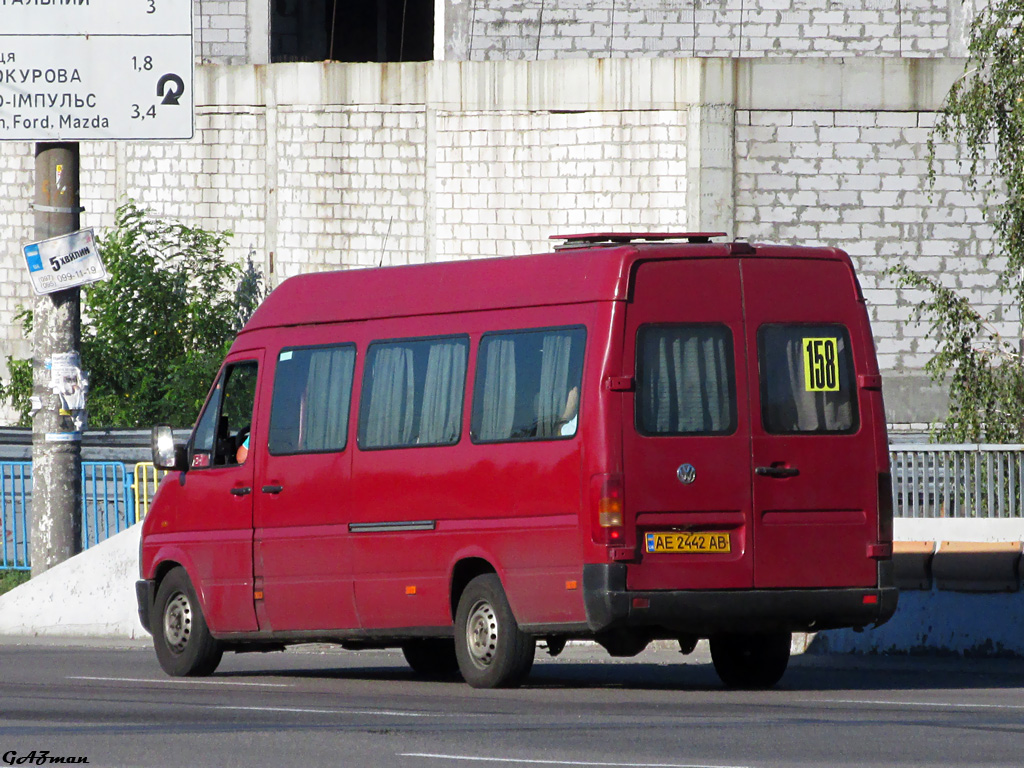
[435,110,687,258]
[193,0,968,64]
[464,0,954,60]
[274,106,427,276]
[194,0,248,64]
[735,109,1005,385]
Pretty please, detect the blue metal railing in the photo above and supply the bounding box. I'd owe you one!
[82,461,135,549]
[1,462,31,571]
[1,461,135,571]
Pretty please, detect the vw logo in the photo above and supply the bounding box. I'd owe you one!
[677,463,696,484]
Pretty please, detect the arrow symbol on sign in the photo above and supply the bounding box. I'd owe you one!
[157,73,185,105]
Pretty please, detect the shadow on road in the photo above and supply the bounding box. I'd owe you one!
[210,649,1024,693]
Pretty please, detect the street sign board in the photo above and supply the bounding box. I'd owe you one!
[23,228,107,295]
[0,0,193,140]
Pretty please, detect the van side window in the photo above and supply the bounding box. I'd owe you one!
[358,335,469,450]
[269,345,356,455]
[636,325,736,436]
[471,326,586,443]
[190,360,259,468]
[758,324,857,434]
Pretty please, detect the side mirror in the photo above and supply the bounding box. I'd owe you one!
[152,424,186,471]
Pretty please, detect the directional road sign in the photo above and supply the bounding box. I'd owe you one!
[0,0,193,140]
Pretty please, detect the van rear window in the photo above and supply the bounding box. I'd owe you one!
[757,324,857,434]
[358,335,469,450]
[471,327,585,443]
[269,345,356,455]
[636,325,736,436]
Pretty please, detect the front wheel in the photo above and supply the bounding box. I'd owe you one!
[152,567,223,677]
[454,574,535,688]
[709,631,791,689]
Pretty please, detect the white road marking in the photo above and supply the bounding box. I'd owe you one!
[213,705,433,717]
[400,755,752,768]
[807,698,1024,711]
[69,675,291,688]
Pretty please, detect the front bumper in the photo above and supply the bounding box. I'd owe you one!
[583,564,899,635]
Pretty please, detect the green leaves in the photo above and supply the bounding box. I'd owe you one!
[0,201,265,428]
[887,265,1023,443]
[935,0,1024,296]
[899,1,1024,443]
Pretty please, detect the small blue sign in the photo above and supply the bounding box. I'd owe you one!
[24,243,43,273]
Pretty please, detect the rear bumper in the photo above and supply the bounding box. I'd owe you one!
[583,564,899,635]
[135,579,155,636]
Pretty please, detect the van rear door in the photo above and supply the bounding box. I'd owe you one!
[622,258,754,591]
[742,255,879,589]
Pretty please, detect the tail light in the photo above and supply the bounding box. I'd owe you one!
[592,473,625,545]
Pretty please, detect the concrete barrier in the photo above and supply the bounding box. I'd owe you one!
[0,523,146,639]
[815,525,1024,656]
[893,540,935,591]
[932,541,1022,593]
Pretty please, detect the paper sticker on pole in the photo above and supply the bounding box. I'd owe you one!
[22,227,107,295]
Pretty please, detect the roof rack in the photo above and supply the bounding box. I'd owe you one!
[551,232,728,250]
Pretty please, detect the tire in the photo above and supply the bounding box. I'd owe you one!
[709,631,791,689]
[401,638,461,680]
[454,574,535,688]
[152,567,224,677]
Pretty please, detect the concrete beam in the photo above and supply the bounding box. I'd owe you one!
[735,58,967,113]
[193,58,967,113]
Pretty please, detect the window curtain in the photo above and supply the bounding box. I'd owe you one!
[641,328,731,434]
[478,338,517,441]
[364,346,415,447]
[536,332,573,437]
[419,341,467,444]
[301,347,354,451]
[770,334,851,432]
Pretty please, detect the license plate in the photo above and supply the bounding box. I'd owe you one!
[645,531,731,554]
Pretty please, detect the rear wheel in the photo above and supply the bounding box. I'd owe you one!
[454,574,535,688]
[710,631,791,689]
[153,567,223,677]
[401,638,461,680]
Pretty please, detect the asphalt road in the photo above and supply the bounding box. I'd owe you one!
[2,638,1023,768]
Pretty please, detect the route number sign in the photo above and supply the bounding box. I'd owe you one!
[802,337,840,392]
[0,0,193,140]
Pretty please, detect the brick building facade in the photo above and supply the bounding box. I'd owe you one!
[0,2,1004,428]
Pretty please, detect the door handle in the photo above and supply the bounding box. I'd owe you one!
[755,466,800,479]
[262,485,284,495]
[230,486,252,496]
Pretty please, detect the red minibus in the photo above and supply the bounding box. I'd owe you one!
[138,233,897,688]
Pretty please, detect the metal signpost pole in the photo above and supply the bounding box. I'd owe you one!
[3,1,192,575]
[30,143,82,577]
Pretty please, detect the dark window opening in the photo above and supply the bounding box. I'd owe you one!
[271,0,434,63]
